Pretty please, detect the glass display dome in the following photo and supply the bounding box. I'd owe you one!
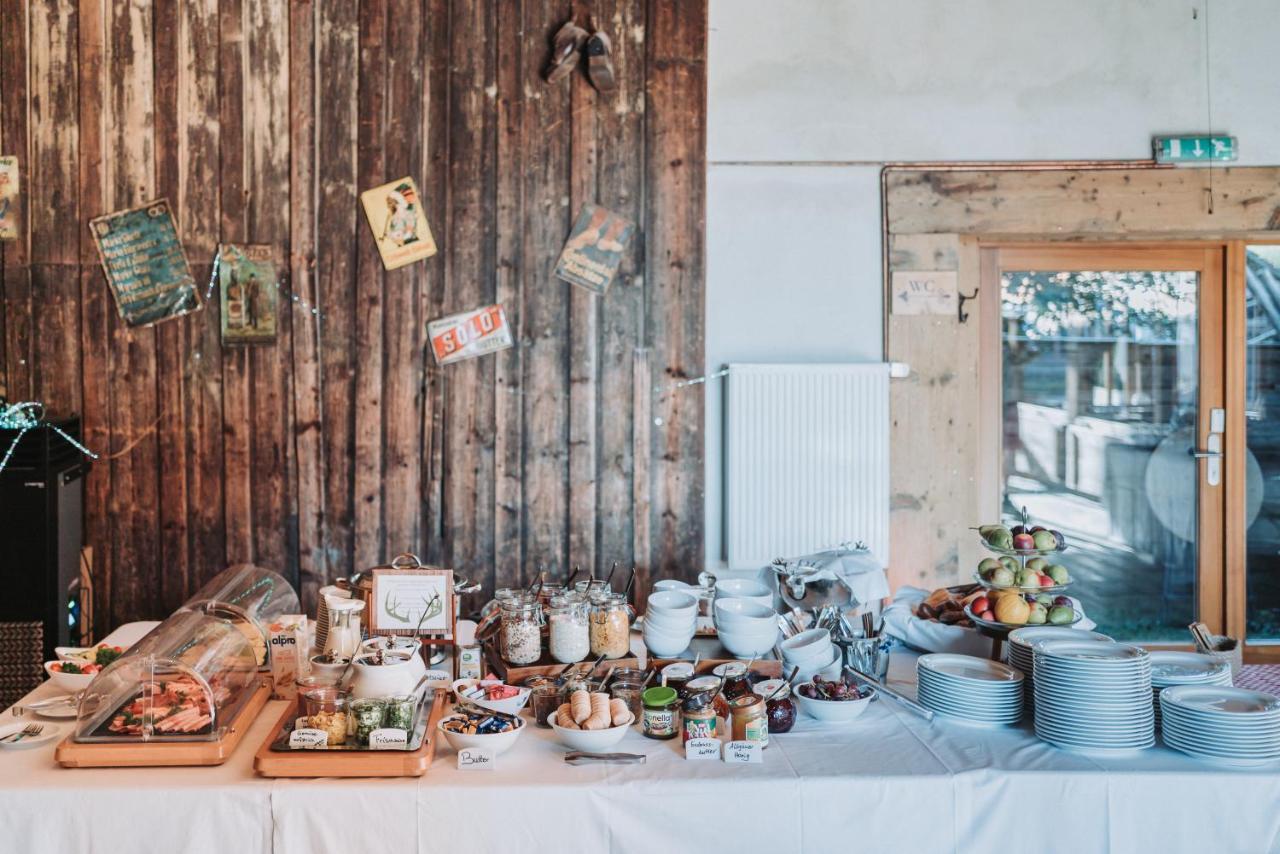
[71,610,261,743]
[178,564,301,666]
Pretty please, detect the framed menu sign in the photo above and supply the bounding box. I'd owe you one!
[90,199,200,328]
[370,566,455,641]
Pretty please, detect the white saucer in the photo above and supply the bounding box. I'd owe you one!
[0,721,61,750]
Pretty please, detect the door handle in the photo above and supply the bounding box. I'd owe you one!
[1188,449,1223,459]
[1194,408,1225,487]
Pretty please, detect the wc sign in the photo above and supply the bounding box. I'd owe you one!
[891,270,958,316]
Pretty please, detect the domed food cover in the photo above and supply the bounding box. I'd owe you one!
[72,611,260,743]
[178,563,301,666]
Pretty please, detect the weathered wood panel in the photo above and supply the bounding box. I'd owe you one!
[2,0,708,629]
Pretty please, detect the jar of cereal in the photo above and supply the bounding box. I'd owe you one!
[589,594,631,659]
[500,600,544,665]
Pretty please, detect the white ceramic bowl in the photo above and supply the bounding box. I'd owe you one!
[642,608,697,633]
[643,624,695,658]
[645,590,698,621]
[55,644,123,665]
[451,679,532,716]
[718,625,779,659]
[652,579,691,592]
[548,711,633,751]
[794,682,877,722]
[713,597,777,630]
[792,649,844,684]
[780,629,833,664]
[714,578,773,606]
[437,713,526,756]
[44,660,99,693]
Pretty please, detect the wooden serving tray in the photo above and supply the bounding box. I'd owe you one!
[253,690,446,778]
[55,680,272,768]
[650,636,782,678]
[482,643,639,683]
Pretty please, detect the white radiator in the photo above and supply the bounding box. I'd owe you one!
[725,363,890,568]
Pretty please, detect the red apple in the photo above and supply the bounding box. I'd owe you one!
[1039,574,1055,587]
[978,610,994,622]
[1012,533,1036,551]
[972,596,990,613]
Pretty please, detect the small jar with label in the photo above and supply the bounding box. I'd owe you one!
[752,679,796,734]
[610,679,646,724]
[681,690,718,744]
[500,600,544,665]
[729,694,769,748]
[641,685,680,740]
[713,662,753,703]
[589,594,631,659]
[351,698,387,746]
[547,598,590,664]
[525,675,563,728]
[661,661,694,694]
[383,693,417,731]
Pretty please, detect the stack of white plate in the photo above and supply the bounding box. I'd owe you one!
[1032,640,1154,754]
[1006,626,1112,708]
[1160,686,1280,767]
[1147,651,1233,727]
[916,654,1024,726]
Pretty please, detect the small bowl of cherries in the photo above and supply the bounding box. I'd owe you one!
[794,676,876,723]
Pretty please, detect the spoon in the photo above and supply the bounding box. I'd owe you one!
[605,561,619,585]
[563,566,580,590]
[764,666,799,703]
[622,566,637,601]
[596,665,617,692]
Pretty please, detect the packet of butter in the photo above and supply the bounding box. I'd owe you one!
[268,615,309,700]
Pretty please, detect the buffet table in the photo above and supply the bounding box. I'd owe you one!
[3,624,1279,854]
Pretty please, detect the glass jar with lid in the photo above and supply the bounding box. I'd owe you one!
[589,594,631,659]
[713,661,753,703]
[547,598,590,664]
[500,600,544,665]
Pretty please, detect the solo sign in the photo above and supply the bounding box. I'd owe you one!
[428,304,514,365]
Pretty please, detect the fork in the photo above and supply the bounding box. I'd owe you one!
[1,724,42,744]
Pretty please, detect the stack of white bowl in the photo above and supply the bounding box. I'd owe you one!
[1147,651,1233,727]
[1032,639,1155,754]
[1159,685,1280,766]
[712,578,773,607]
[778,628,843,683]
[1006,626,1113,709]
[713,597,779,659]
[642,590,699,657]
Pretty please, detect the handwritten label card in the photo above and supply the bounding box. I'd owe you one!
[288,728,329,750]
[723,740,763,764]
[457,746,495,770]
[891,270,958,316]
[685,737,721,761]
[368,728,409,750]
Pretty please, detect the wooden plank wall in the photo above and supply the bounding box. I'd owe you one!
[0,0,707,631]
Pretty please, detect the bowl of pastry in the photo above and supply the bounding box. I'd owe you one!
[547,688,635,751]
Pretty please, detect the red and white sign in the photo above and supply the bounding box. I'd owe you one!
[428,304,513,365]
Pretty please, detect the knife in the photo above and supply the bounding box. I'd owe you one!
[843,665,934,722]
[564,751,646,765]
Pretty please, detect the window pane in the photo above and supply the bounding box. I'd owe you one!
[1002,269,1198,641]
[1245,246,1280,642]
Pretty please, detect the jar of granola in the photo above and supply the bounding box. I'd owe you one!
[589,594,631,659]
[500,600,544,665]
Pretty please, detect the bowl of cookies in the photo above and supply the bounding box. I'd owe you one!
[547,688,635,751]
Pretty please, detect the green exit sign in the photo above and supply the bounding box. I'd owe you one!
[1154,135,1237,163]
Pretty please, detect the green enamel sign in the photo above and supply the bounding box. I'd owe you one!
[1153,135,1237,164]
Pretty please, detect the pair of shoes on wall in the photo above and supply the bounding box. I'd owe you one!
[543,17,615,93]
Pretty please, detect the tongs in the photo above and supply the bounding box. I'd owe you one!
[843,665,934,722]
[564,751,646,765]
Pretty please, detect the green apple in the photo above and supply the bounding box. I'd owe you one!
[1032,529,1058,551]
[1048,605,1074,625]
[1027,603,1048,624]
[1026,557,1048,572]
[1047,564,1070,584]
[992,567,1016,586]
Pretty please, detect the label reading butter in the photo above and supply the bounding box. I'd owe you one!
[457,746,496,770]
[685,737,721,760]
[368,728,409,750]
[288,728,329,750]
[723,740,763,764]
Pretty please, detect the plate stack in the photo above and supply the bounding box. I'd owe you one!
[916,654,1024,727]
[1148,651,1233,728]
[1032,640,1154,754]
[1160,686,1280,767]
[1006,627,1112,708]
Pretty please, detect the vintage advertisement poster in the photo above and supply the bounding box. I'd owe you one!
[553,204,636,294]
[359,176,438,270]
[0,157,18,241]
[428,304,513,366]
[218,244,279,344]
[89,199,200,328]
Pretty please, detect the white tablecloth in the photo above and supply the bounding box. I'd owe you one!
[3,624,1280,854]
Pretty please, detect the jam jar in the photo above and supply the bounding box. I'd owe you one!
[713,662,753,703]
[753,679,796,734]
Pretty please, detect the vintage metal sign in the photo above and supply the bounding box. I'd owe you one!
[217,244,279,345]
[360,176,438,270]
[427,303,513,365]
[554,204,636,294]
[0,157,17,241]
[89,199,200,328]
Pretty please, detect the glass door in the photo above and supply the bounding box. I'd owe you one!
[988,246,1226,642]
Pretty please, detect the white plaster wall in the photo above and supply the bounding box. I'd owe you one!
[704,0,1280,568]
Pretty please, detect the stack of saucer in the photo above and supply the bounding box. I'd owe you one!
[916,654,1023,727]
[1006,626,1112,708]
[1160,685,1280,767]
[1032,640,1154,754]
[1147,651,1232,727]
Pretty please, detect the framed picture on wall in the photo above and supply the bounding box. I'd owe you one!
[217,244,280,345]
[369,566,454,640]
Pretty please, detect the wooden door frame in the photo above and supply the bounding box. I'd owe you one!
[979,242,1229,642]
